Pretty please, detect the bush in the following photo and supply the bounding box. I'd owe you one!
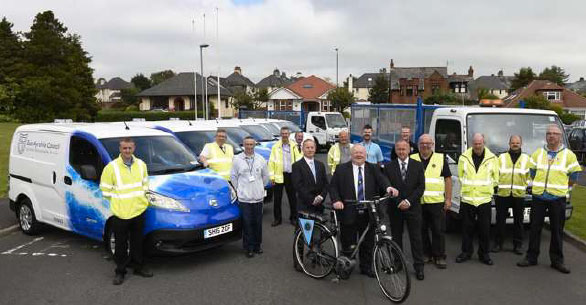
[125,105,139,111]
[0,114,19,123]
[96,110,204,122]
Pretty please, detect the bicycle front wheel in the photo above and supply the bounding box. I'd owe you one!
[293,222,338,279]
[373,237,411,303]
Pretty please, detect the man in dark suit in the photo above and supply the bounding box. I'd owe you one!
[329,144,398,278]
[384,140,426,280]
[292,139,328,214]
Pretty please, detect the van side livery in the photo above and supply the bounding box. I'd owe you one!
[9,123,241,254]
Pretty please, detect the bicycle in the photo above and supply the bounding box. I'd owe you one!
[293,196,411,303]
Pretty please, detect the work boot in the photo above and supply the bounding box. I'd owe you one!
[112,274,124,285]
[133,267,153,278]
[517,258,537,267]
[435,257,447,269]
[512,245,523,255]
[551,263,570,274]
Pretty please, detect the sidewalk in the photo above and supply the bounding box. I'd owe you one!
[0,198,18,235]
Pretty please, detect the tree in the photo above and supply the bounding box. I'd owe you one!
[131,73,151,91]
[510,67,536,91]
[327,87,354,112]
[369,74,389,104]
[538,65,569,86]
[0,17,23,115]
[13,11,98,122]
[150,70,175,86]
[254,87,269,104]
[424,91,476,105]
[231,91,255,110]
[476,88,499,100]
[522,94,580,124]
[120,87,140,106]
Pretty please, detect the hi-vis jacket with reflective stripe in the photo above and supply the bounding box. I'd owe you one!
[202,142,234,180]
[497,152,531,198]
[327,143,353,174]
[411,152,446,204]
[530,146,581,197]
[100,155,149,219]
[458,147,499,206]
[269,140,302,184]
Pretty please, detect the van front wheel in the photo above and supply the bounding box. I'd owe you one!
[18,199,40,235]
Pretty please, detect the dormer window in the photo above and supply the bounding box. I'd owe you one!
[543,91,561,101]
[302,84,313,89]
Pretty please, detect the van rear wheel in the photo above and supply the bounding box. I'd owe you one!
[18,199,40,235]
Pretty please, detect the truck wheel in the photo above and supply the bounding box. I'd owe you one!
[17,198,41,235]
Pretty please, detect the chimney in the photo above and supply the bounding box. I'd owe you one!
[273,68,280,76]
[498,70,504,77]
[234,66,242,74]
[348,74,354,94]
[468,65,474,77]
[390,59,395,69]
[580,77,585,82]
[281,72,287,79]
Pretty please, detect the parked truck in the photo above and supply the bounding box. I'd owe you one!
[349,101,574,228]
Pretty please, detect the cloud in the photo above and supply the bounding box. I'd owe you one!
[2,0,586,83]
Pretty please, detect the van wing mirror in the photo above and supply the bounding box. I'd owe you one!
[80,165,98,181]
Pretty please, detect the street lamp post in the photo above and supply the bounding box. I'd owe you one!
[200,44,209,119]
[334,47,339,87]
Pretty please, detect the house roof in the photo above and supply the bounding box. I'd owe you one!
[389,67,448,90]
[504,80,586,109]
[136,72,232,97]
[224,71,256,88]
[97,77,133,90]
[354,73,389,88]
[470,75,511,91]
[447,74,473,83]
[257,74,291,88]
[567,79,586,92]
[286,75,335,100]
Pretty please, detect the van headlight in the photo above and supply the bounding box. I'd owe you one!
[228,183,238,204]
[147,192,190,212]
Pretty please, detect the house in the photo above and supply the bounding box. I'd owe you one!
[468,70,513,100]
[256,68,295,93]
[265,75,335,112]
[350,69,389,101]
[95,77,134,107]
[136,72,234,117]
[503,80,586,119]
[567,77,586,94]
[388,59,474,103]
[221,66,256,95]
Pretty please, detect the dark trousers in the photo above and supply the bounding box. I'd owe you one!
[460,202,491,259]
[494,195,525,247]
[111,212,145,275]
[527,197,566,264]
[388,204,424,270]
[240,201,263,251]
[340,212,374,272]
[421,203,446,259]
[273,173,297,222]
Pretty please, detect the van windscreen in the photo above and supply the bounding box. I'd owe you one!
[100,136,200,175]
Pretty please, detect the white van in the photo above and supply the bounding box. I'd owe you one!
[8,122,241,254]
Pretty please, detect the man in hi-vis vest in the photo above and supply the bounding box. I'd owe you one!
[100,138,153,285]
[411,134,452,269]
[327,130,353,175]
[492,135,530,255]
[456,133,499,266]
[200,129,234,180]
[517,125,581,274]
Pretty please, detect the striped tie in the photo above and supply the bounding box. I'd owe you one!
[401,161,407,182]
[357,167,365,201]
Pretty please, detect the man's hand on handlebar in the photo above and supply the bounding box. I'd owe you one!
[386,186,399,198]
[333,201,344,210]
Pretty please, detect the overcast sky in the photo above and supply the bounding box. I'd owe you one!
[3,0,586,84]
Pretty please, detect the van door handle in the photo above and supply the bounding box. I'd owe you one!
[64,176,72,185]
[52,172,56,184]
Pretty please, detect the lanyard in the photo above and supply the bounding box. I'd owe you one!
[246,156,255,176]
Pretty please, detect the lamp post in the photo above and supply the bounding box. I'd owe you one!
[200,44,209,119]
[334,47,339,88]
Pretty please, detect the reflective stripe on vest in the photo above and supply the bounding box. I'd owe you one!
[497,152,530,198]
[104,157,149,219]
[328,143,353,174]
[531,148,578,197]
[269,141,302,184]
[204,142,234,180]
[411,153,445,204]
[458,148,497,206]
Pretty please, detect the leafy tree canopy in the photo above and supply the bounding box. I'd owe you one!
[369,74,389,104]
[327,87,355,112]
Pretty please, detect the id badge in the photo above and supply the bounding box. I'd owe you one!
[248,175,256,182]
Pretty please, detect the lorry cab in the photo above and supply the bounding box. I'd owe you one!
[9,123,241,254]
[305,112,348,149]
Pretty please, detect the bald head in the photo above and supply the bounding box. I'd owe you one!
[472,133,485,155]
[351,144,366,166]
[418,134,434,158]
[546,124,563,150]
[339,130,349,145]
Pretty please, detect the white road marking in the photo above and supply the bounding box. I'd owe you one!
[1,237,44,254]
[1,237,67,258]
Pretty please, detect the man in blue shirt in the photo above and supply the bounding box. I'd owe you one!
[360,124,383,166]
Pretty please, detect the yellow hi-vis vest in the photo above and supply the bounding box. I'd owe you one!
[530,147,581,197]
[269,140,302,183]
[327,143,353,174]
[202,142,234,180]
[497,152,531,198]
[100,155,149,219]
[458,148,499,206]
[411,152,446,204]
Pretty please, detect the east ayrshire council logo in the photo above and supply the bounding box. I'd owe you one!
[17,133,28,155]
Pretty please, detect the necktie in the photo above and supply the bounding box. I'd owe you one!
[357,166,365,201]
[309,161,316,182]
[401,161,407,182]
[220,145,225,154]
[298,144,302,153]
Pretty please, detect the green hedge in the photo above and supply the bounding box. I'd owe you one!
[96,110,205,122]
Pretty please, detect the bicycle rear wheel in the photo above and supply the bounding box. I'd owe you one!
[373,237,411,303]
[293,222,338,279]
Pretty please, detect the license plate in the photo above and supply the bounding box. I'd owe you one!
[204,223,233,239]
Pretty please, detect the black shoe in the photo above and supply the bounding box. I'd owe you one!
[360,269,375,278]
[455,253,471,263]
[254,248,263,254]
[271,220,282,227]
[480,257,494,266]
[517,258,537,267]
[133,267,153,278]
[112,274,124,285]
[415,269,425,281]
[551,263,570,274]
[434,257,447,269]
[491,244,502,253]
[246,251,254,258]
[512,246,523,255]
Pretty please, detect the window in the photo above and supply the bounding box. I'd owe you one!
[225,100,229,108]
[431,84,440,95]
[69,136,104,181]
[435,119,462,161]
[543,91,561,101]
[302,84,313,89]
[406,85,413,96]
[322,101,332,112]
[276,100,293,111]
[311,116,327,130]
[400,85,405,96]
